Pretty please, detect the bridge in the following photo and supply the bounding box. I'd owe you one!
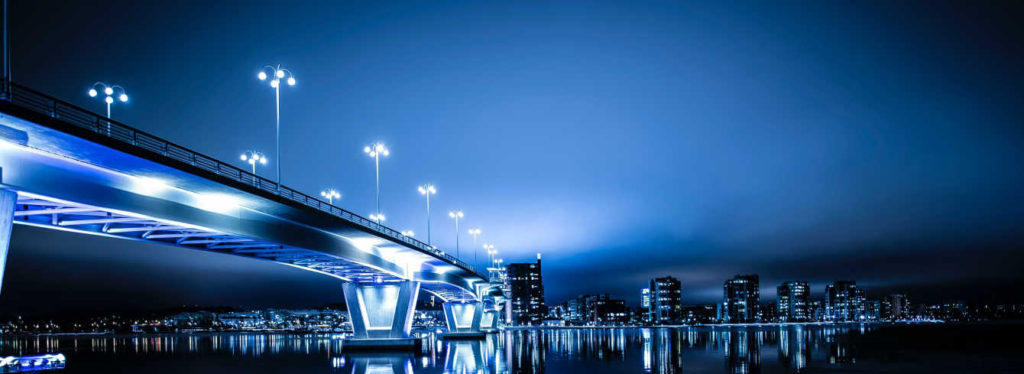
[0,82,501,349]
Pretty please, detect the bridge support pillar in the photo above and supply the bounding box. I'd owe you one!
[481,309,499,333]
[442,301,487,339]
[0,188,14,296]
[342,280,421,351]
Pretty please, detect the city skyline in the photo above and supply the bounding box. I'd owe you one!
[2,0,1023,318]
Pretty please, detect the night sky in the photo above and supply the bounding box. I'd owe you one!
[2,0,1023,316]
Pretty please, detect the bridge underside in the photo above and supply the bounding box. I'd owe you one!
[8,190,473,301]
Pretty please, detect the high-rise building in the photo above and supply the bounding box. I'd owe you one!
[808,300,824,322]
[506,253,546,326]
[640,288,652,324]
[648,276,682,324]
[723,274,760,323]
[776,281,810,322]
[882,294,909,320]
[824,281,866,321]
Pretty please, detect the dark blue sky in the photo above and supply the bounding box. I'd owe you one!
[3,0,1023,315]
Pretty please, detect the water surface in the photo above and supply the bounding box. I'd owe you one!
[2,323,1021,373]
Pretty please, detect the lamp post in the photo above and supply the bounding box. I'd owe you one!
[417,184,437,245]
[364,143,390,223]
[468,228,481,269]
[87,82,128,118]
[257,64,296,191]
[483,243,495,276]
[239,151,268,175]
[448,210,463,259]
[320,189,341,205]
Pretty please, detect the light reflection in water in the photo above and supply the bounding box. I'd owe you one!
[0,325,875,373]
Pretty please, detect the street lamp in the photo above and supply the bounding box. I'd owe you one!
[257,64,296,191]
[364,142,390,223]
[87,82,128,118]
[483,243,496,276]
[401,230,415,237]
[320,189,341,205]
[468,228,481,268]
[417,184,437,245]
[239,151,268,175]
[484,244,496,264]
[448,210,463,259]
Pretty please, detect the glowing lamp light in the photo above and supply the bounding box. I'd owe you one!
[88,89,98,97]
[286,77,296,86]
[276,69,285,78]
[401,230,415,237]
[364,142,390,158]
[448,211,463,219]
[258,71,268,80]
[103,86,114,95]
[104,96,114,104]
[418,185,436,195]
[270,79,279,88]
[370,213,386,222]
[119,93,129,102]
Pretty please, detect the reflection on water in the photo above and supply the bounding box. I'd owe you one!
[0,325,916,373]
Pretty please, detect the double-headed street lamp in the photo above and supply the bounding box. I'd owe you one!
[483,243,496,276]
[364,143,390,224]
[257,64,296,191]
[417,184,437,245]
[320,189,341,205]
[401,230,415,237]
[468,228,481,268]
[369,213,386,224]
[239,151,268,175]
[448,210,464,259]
[87,82,128,118]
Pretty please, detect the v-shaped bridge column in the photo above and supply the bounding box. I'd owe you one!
[442,301,487,339]
[342,280,421,351]
[0,187,16,295]
[480,309,499,332]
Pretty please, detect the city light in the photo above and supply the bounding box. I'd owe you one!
[239,151,268,175]
[401,230,415,237]
[320,189,341,205]
[369,213,386,223]
[87,82,128,118]
[256,64,296,191]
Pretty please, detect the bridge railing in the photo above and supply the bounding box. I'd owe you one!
[3,81,485,280]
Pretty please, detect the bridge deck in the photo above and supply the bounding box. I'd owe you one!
[0,81,489,302]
